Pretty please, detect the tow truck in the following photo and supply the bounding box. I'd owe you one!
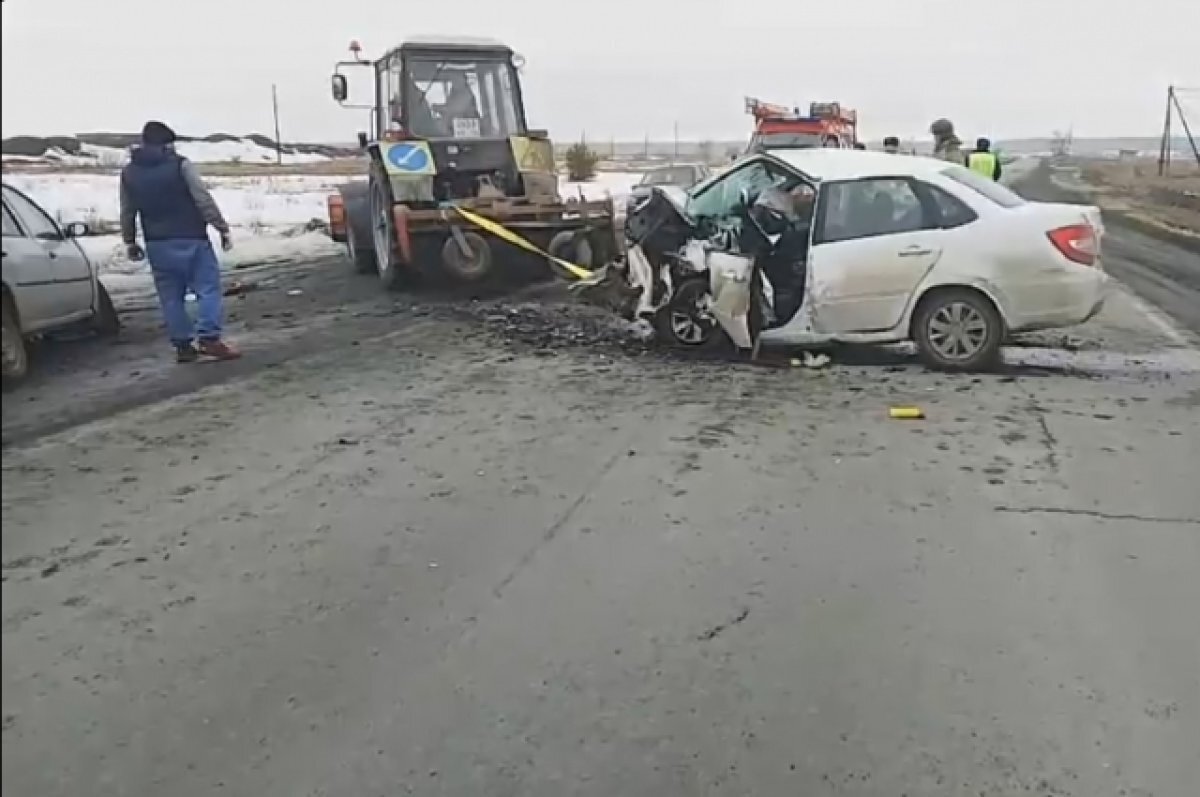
[744,96,859,153]
[326,37,615,289]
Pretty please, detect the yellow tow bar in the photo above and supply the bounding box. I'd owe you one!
[450,205,595,281]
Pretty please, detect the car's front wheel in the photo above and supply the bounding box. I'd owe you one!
[655,276,723,350]
[2,293,29,387]
[912,288,1003,371]
[92,281,120,337]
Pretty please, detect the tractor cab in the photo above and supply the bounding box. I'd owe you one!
[378,38,527,142]
[332,37,554,203]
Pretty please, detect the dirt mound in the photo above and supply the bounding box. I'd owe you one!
[2,133,358,160]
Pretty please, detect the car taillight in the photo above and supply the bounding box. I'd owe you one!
[1046,223,1097,266]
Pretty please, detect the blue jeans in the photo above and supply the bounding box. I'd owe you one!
[146,239,223,347]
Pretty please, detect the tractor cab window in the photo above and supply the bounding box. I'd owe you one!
[404,57,523,139]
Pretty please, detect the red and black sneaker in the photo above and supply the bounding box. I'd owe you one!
[198,339,242,361]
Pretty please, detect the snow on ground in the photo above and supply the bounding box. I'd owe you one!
[562,172,641,203]
[5,169,640,289]
[3,172,352,232]
[89,230,345,296]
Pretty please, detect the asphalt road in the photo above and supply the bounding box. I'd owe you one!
[4,249,1199,795]
[1017,163,1200,338]
[4,160,1200,795]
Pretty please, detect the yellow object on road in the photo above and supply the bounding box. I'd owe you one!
[889,406,925,420]
[451,206,594,281]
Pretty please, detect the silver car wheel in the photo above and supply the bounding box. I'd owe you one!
[927,301,989,361]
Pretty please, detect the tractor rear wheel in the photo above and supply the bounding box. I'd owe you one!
[368,172,408,291]
[346,219,376,274]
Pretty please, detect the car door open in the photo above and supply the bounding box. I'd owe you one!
[806,177,944,334]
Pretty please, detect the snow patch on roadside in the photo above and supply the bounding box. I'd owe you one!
[93,230,344,295]
[8,169,640,285]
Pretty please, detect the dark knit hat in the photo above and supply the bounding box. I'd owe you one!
[141,121,177,146]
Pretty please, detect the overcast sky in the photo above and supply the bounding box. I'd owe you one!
[3,0,1197,143]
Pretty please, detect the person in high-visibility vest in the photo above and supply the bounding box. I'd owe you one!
[968,137,1002,181]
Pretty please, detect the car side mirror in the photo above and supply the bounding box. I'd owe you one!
[62,222,89,239]
[331,74,348,103]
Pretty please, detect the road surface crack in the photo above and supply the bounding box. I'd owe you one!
[1026,398,1061,473]
[490,444,629,600]
[996,505,1200,525]
[697,607,751,641]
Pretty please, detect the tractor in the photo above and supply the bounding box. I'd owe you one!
[327,37,616,289]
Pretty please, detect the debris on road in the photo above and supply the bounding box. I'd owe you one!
[889,406,925,420]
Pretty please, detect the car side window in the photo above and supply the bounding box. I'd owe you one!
[816,178,934,244]
[2,203,23,238]
[3,188,61,241]
[917,181,978,228]
[687,160,795,220]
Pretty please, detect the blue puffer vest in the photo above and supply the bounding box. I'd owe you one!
[121,145,208,241]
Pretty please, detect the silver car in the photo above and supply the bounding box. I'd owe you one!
[625,164,712,217]
[2,183,119,385]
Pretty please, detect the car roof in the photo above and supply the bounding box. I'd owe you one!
[766,148,949,181]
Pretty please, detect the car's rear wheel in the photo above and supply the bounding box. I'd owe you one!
[2,293,29,387]
[913,288,1003,371]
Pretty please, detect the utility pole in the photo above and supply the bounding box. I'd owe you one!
[271,84,283,166]
[1169,86,1200,169]
[672,121,678,165]
[1159,85,1174,176]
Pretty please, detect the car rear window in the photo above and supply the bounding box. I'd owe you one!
[942,165,1026,208]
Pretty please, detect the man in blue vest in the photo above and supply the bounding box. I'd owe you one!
[119,121,241,362]
[968,137,1003,181]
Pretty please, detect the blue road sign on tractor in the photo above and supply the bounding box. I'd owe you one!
[382,141,435,175]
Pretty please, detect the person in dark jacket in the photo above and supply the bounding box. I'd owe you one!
[120,121,240,362]
[882,136,901,154]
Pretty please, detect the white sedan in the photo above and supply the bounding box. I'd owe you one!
[620,148,1107,370]
[2,183,119,385]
